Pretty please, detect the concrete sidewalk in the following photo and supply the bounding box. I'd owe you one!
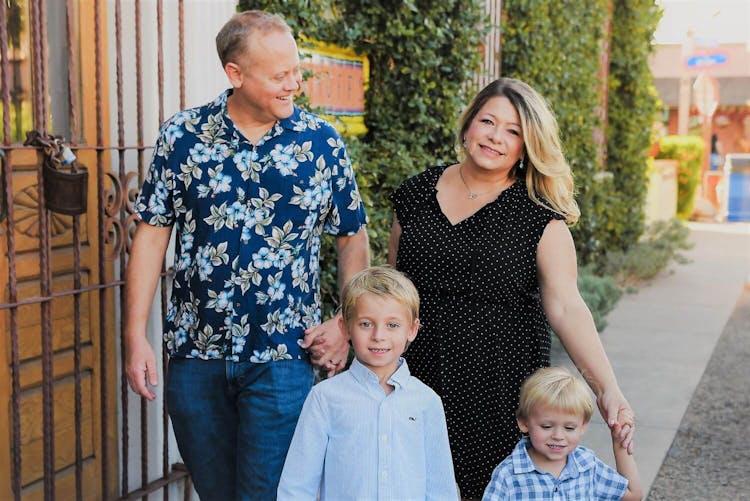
[552,222,750,497]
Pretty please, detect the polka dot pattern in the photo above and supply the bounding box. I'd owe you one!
[391,165,563,499]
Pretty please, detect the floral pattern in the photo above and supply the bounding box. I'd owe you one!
[136,90,367,362]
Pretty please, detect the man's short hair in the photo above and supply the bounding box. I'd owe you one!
[341,266,420,327]
[517,366,595,423]
[215,10,292,67]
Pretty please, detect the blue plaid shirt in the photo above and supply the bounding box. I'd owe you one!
[136,90,367,363]
[482,437,628,501]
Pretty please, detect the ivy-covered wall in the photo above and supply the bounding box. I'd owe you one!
[605,0,663,251]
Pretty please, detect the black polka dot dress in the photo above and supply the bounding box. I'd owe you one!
[391,165,564,499]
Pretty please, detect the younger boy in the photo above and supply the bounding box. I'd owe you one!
[277,266,458,500]
[483,367,643,501]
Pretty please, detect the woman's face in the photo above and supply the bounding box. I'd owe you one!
[463,96,525,174]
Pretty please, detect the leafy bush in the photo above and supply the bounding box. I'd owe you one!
[656,136,704,220]
[577,267,623,332]
[596,218,692,285]
[605,0,663,252]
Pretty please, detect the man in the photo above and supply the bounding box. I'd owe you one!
[124,11,369,500]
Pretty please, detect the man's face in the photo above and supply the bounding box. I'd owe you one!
[227,29,302,125]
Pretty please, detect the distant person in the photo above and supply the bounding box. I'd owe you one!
[124,10,369,500]
[278,266,458,500]
[388,77,634,499]
[710,133,723,171]
[483,366,643,501]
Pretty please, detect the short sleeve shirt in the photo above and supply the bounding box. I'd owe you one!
[136,90,367,363]
[482,437,628,500]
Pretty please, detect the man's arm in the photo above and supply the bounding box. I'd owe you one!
[301,227,369,376]
[124,221,172,400]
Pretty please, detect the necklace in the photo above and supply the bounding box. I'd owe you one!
[458,165,510,200]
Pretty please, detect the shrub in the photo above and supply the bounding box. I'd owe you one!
[656,136,704,220]
[577,267,623,332]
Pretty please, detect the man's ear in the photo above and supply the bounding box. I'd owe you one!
[338,315,347,334]
[224,62,243,88]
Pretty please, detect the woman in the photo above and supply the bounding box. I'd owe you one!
[388,78,634,499]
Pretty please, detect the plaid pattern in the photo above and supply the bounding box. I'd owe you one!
[482,437,628,500]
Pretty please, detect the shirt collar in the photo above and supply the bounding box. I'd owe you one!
[348,357,411,391]
[216,89,302,133]
[511,437,595,479]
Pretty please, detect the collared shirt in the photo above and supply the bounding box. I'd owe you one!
[277,358,459,501]
[482,437,628,501]
[136,90,367,362]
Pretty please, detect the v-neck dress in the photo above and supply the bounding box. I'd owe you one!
[390,165,564,498]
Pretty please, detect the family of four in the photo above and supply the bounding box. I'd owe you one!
[125,10,642,501]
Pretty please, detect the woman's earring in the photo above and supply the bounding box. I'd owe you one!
[518,157,525,170]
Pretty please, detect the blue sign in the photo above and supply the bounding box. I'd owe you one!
[686,53,727,68]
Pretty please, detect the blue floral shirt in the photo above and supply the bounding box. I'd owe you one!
[136,90,367,363]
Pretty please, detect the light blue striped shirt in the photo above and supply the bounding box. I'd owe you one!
[278,358,459,500]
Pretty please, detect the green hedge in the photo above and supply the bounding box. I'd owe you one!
[655,135,704,220]
[605,0,663,252]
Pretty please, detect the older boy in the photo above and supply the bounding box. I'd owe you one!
[483,367,642,500]
[278,266,458,500]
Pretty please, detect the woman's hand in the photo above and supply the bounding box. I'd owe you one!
[597,387,635,454]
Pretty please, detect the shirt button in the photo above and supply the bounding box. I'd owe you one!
[381,471,388,480]
[380,434,387,443]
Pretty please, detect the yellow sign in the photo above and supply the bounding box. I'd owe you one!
[300,39,369,136]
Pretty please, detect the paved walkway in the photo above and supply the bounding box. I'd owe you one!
[551,221,750,498]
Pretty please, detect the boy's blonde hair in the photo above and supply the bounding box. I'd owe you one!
[517,367,595,423]
[341,266,419,326]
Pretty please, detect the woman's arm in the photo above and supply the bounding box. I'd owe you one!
[537,219,634,453]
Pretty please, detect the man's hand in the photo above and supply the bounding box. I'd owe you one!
[301,313,349,377]
[125,335,159,400]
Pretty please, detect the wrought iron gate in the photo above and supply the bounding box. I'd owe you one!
[1,1,195,499]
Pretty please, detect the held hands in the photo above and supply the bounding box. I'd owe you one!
[597,388,635,454]
[301,313,349,378]
[125,335,159,401]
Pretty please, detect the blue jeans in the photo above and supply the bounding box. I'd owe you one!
[166,358,313,501]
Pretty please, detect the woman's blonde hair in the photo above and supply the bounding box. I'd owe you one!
[341,266,420,327]
[457,78,580,224]
[517,367,594,423]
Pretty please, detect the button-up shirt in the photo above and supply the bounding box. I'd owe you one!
[277,358,459,500]
[136,90,367,362]
[482,437,628,501]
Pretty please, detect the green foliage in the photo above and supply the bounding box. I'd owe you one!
[605,0,663,253]
[656,135,704,220]
[577,268,622,332]
[595,218,692,285]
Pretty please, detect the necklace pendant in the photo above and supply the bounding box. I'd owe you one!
[468,193,478,200]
